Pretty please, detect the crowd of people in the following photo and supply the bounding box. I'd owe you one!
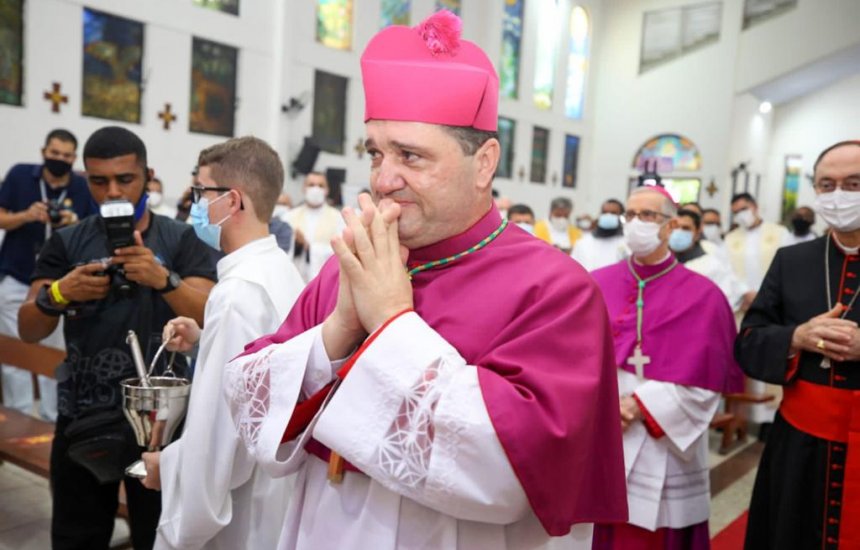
[0,10,858,550]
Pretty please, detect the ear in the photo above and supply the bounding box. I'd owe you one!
[474,138,500,191]
[146,167,154,182]
[230,189,245,214]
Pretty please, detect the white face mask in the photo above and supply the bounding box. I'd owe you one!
[702,223,722,242]
[550,216,569,232]
[623,217,664,257]
[515,222,535,235]
[304,186,327,207]
[148,191,163,207]
[814,189,860,232]
[734,208,756,229]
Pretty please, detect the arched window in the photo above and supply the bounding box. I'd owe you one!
[631,134,703,203]
[435,0,461,16]
[533,0,559,110]
[317,0,353,50]
[380,0,410,28]
[564,6,589,119]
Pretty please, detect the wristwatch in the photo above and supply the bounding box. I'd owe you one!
[159,270,182,294]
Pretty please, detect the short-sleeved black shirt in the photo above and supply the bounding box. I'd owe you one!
[32,213,217,418]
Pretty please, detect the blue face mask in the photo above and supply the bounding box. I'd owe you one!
[190,193,231,250]
[668,228,694,252]
[597,213,620,230]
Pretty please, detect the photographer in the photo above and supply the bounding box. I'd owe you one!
[18,126,217,550]
[0,129,94,421]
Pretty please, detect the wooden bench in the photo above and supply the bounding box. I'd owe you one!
[0,334,130,527]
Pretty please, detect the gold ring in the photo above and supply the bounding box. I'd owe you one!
[816,339,827,351]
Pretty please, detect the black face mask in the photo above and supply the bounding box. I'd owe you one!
[44,158,73,178]
[791,217,813,236]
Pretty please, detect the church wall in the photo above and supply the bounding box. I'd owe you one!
[587,0,743,217]
[763,72,860,231]
[734,0,860,94]
[0,0,282,207]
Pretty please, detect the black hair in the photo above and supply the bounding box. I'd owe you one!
[491,189,499,198]
[603,198,625,214]
[508,203,534,219]
[83,126,147,170]
[44,129,78,149]
[814,140,860,173]
[677,208,702,229]
[730,192,756,206]
[702,208,721,218]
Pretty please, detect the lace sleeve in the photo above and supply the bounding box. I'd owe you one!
[313,313,531,525]
[223,326,322,477]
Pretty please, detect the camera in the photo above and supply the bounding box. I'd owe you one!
[47,197,73,226]
[100,200,137,299]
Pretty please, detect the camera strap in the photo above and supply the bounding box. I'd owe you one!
[40,178,68,240]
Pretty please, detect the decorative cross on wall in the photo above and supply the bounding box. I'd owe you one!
[551,172,559,185]
[43,82,68,113]
[706,178,718,197]
[517,166,526,182]
[354,139,366,160]
[158,103,177,130]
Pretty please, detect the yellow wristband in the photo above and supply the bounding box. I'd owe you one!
[50,281,69,305]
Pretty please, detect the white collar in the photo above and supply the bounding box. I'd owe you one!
[217,235,277,278]
[832,233,860,256]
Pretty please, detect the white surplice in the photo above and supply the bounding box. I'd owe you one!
[684,250,747,312]
[156,236,305,550]
[225,312,594,550]
[570,233,627,272]
[287,204,346,281]
[617,369,720,531]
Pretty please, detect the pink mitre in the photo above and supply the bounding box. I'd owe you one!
[361,10,499,131]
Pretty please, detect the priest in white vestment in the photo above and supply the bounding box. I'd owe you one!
[591,186,744,549]
[571,199,627,271]
[726,192,788,423]
[225,12,628,550]
[140,137,305,549]
[671,208,746,312]
[287,172,346,282]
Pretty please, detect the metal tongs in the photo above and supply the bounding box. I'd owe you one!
[126,329,179,388]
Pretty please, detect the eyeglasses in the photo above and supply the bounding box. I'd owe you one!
[623,209,670,223]
[191,184,233,203]
[814,178,860,193]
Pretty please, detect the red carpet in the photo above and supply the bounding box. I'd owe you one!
[710,511,748,550]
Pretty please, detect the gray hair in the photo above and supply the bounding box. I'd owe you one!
[550,197,573,211]
[630,187,677,218]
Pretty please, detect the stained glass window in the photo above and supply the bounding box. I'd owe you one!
[497,117,516,179]
[564,6,589,119]
[632,134,702,172]
[435,0,461,16]
[0,0,24,106]
[500,0,525,100]
[317,0,352,50]
[380,0,410,27]
[533,0,559,110]
[193,0,239,16]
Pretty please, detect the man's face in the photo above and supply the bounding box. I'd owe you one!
[85,154,147,206]
[676,215,701,241]
[366,119,495,249]
[304,173,329,194]
[702,211,721,226]
[42,138,76,165]
[196,165,236,223]
[146,180,163,194]
[551,207,571,220]
[626,191,675,242]
[731,198,757,217]
[509,212,535,225]
[815,145,860,195]
[602,202,623,216]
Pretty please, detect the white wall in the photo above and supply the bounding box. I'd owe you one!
[762,72,860,227]
[0,0,281,205]
[587,0,742,217]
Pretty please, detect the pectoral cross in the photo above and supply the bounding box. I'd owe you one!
[627,346,651,380]
[158,103,177,130]
[43,82,68,113]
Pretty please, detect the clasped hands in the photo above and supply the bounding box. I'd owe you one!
[791,304,860,363]
[322,193,413,359]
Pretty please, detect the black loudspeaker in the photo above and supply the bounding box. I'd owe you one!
[326,168,346,206]
[292,137,320,177]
